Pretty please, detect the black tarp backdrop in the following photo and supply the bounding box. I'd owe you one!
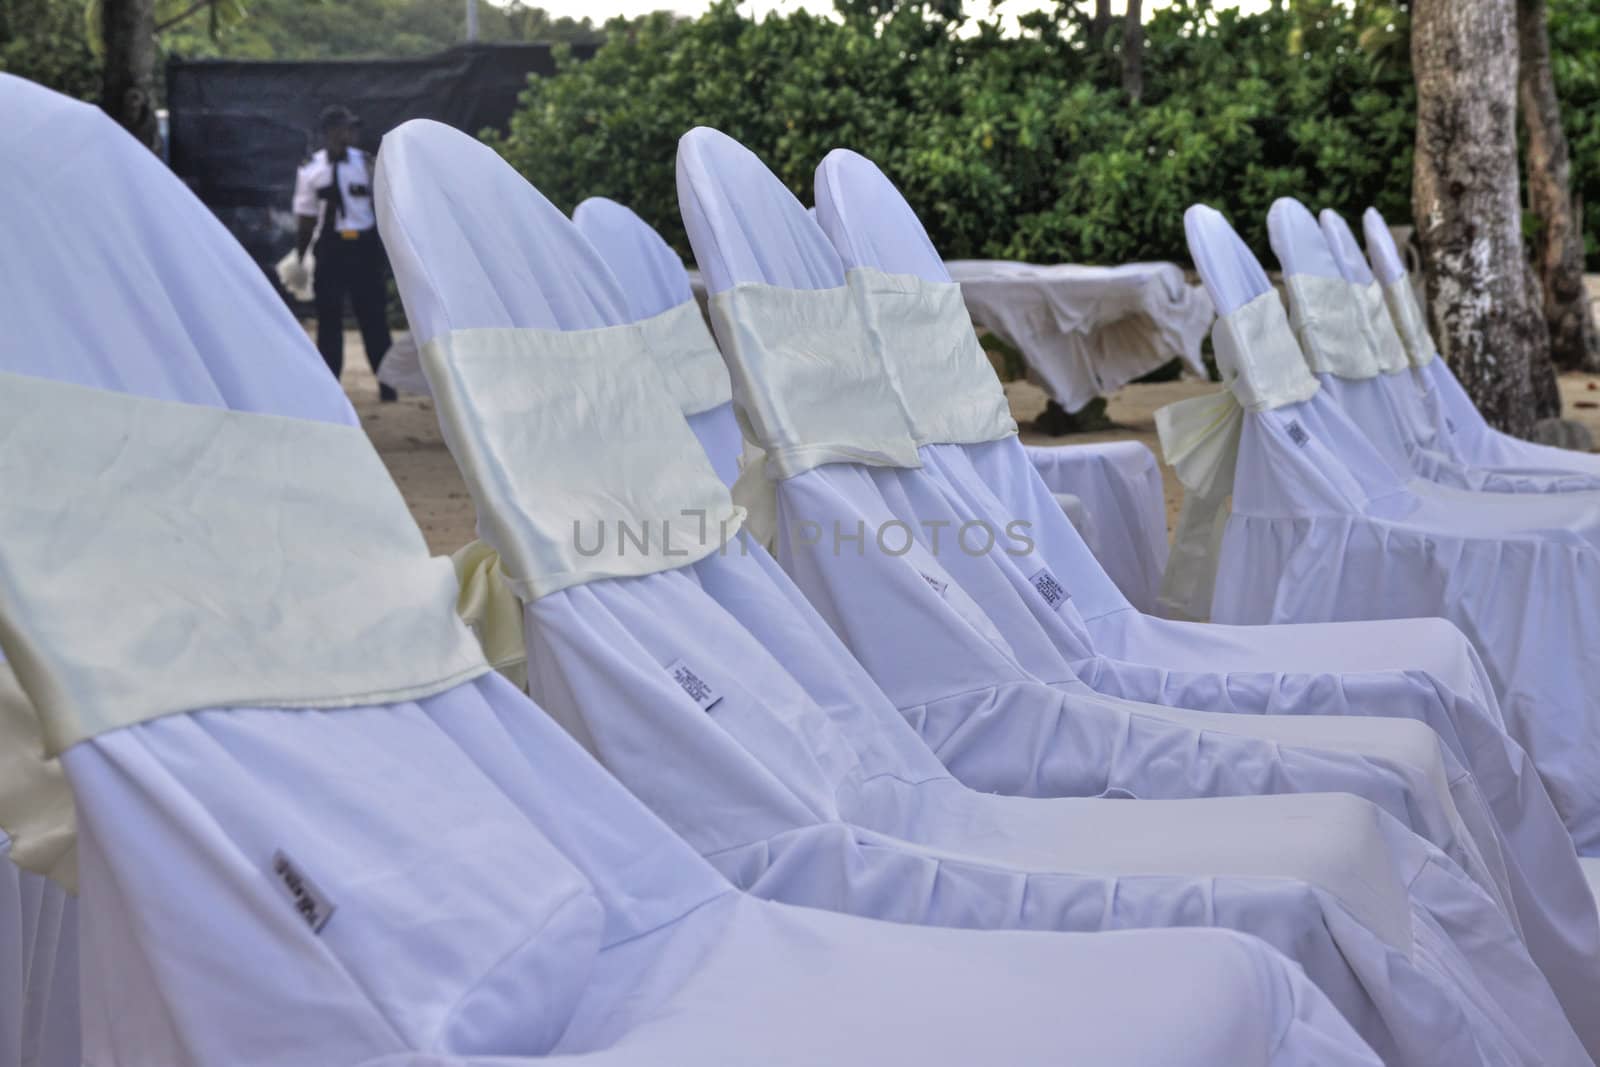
[167,43,596,270]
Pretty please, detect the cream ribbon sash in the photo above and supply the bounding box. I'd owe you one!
[0,664,74,888]
[1155,390,1244,621]
[709,276,924,550]
[847,268,1017,448]
[1382,278,1439,368]
[709,279,923,479]
[1283,273,1382,380]
[421,324,743,602]
[420,320,743,672]
[0,373,492,890]
[636,299,734,417]
[453,542,530,691]
[1354,279,1410,374]
[1155,292,1319,620]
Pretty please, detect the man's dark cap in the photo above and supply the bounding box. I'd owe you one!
[319,104,360,131]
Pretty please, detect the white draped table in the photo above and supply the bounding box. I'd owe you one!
[944,259,1214,413]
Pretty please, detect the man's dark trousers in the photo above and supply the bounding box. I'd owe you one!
[314,228,391,379]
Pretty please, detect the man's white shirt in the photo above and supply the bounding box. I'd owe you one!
[293,148,376,233]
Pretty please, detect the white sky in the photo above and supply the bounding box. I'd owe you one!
[527,1,1274,23]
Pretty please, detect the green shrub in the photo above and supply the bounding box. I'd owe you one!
[0,0,100,101]
[492,0,1598,270]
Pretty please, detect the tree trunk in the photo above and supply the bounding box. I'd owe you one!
[1122,0,1144,103]
[1091,0,1112,48]
[1411,0,1541,437]
[1524,258,1564,418]
[1517,0,1599,372]
[100,0,160,152]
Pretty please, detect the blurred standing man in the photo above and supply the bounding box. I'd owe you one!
[291,104,395,400]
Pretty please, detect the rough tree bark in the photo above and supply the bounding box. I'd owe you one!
[1122,0,1144,103]
[100,0,160,152]
[1412,0,1542,437]
[1524,259,1564,419]
[1517,0,1599,372]
[1090,0,1112,48]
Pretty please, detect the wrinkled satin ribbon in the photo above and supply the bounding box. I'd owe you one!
[0,664,75,890]
[452,541,530,691]
[1153,290,1318,621]
[1154,389,1242,621]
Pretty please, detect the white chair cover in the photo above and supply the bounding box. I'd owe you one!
[371,114,1418,1067]
[1019,441,1168,609]
[813,148,1600,1024]
[0,830,76,1067]
[1363,207,1600,481]
[1271,198,1599,494]
[1185,202,1600,874]
[0,77,1396,1067]
[676,125,1592,1066]
[572,196,744,487]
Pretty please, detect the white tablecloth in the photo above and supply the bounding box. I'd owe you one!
[946,260,1214,413]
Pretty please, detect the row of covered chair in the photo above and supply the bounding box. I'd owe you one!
[0,71,1597,1065]
[1166,200,1600,865]
[383,115,1599,1065]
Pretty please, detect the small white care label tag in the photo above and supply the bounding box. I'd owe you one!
[667,657,722,711]
[920,571,949,596]
[1286,420,1310,447]
[272,850,336,934]
[1029,566,1069,611]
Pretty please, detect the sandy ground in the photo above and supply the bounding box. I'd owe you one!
[339,332,1600,556]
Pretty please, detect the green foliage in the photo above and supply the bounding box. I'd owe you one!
[158,0,613,61]
[492,0,1596,270]
[1550,0,1600,265]
[0,0,100,100]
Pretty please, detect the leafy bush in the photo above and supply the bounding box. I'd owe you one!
[1550,0,1600,263]
[0,0,100,102]
[493,0,1597,269]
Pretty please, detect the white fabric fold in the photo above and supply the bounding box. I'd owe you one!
[1156,291,1319,619]
[707,281,924,478]
[0,372,490,755]
[420,325,744,600]
[846,268,1018,447]
[1284,273,1383,379]
[1384,278,1439,368]
[636,299,733,416]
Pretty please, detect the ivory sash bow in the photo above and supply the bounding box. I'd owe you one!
[1155,292,1319,620]
[0,664,73,889]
